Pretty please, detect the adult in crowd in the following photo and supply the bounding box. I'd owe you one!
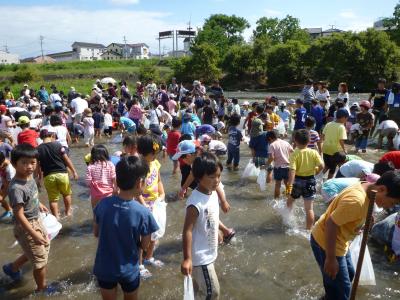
[369,78,389,136]
[70,93,88,124]
[300,78,315,113]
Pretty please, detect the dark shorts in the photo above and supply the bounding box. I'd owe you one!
[97,275,140,293]
[254,157,266,168]
[323,153,337,174]
[273,167,289,181]
[291,175,316,200]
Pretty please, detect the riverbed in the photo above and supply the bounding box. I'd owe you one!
[0,92,399,299]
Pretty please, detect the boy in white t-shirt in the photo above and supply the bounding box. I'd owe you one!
[373,115,399,150]
[181,152,222,299]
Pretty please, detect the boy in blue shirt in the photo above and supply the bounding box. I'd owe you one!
[93,156,159,300]
[226,114,243,170]
[293,98,307,130]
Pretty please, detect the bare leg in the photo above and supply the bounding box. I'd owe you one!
[100,287,118,300]
[144,241,155,260]
[286,195,294,211]
[304,200,314,230]
[0,197,12,212]
[49,201,60,219]
[274,180,282,199]
[124,289,138,300]
[266,170,273,184]
[11,254,29,272]
[63,194,72,217]
[33,266,47,291]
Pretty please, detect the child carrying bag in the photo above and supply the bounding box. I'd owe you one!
[151,197,167,241]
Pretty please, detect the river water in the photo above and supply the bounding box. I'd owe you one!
[0,92,399,299]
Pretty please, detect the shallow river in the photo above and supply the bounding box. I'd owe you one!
[0,92,399,299]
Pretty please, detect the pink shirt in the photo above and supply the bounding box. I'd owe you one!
[168,100,177,115]
[129,104,143,120]
[268,138,293,168]
[86,161,115,200]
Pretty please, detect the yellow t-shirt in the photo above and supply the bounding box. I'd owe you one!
[312,183,369,256]
[289,148,323,177]
[322,121,347,155]
[143,159,161,201]
[4,91,14,100]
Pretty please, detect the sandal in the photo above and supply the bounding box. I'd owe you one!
[139,264,152,279]
[143,257,164,268]
[223,229,236,244]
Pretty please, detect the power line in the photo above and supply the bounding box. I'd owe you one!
[40,35,44,60]
[123,35,127,59]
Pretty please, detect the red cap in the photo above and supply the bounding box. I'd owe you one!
[0,105,7,113]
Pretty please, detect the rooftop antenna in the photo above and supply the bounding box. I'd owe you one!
[3,42,9,53]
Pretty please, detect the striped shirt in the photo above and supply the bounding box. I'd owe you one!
[86,161,116,200]
[307,129,320,150]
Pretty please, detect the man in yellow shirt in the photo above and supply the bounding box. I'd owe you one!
[322,108,348,179]
[311,170,400,300]
[287,129,324,229]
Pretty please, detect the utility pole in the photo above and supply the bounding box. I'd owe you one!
[40,35,44,60]
[3,42,9,53]
[123,35,128,59]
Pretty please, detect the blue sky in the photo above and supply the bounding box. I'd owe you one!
[0,0,398,58]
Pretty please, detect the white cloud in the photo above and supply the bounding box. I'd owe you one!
[264,9,282,18]
[339,10,356,19]
[109,0,140,5]
[1,5,189,57]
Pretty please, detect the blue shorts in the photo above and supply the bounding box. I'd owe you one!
[97,275,140,293]
[273,167,289,181]
[291,175,316,200]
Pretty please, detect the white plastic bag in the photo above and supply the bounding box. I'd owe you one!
[40,213,62,240]
[276,120,286,136]
[394,133,400,150]
[151,197,167,241]
[241,159,260,179]
[144,118,150,129]
[349,233,376,286]
[183,275,194,300]
[257,169,267,191]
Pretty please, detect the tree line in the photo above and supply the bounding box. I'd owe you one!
[168,3,400,92]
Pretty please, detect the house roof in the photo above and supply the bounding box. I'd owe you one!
[305,28,322,34]
[48,51,75,58]
[72,42,106,48]
[101,50,123,57]
[107,42,149,49]
[322,28,343,34]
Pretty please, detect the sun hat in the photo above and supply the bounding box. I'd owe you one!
[250,118,263,137]
[84,108,93,117]
[287,99,296,105]
[172,140,196,160]
[193,80,200,86]
[359,100,371,109]
[279,101,287,107]
[366,173,380,183]
[200,134,212,143]
[18,116,30,125]
[157,105,164,111]
[242,101,250,106]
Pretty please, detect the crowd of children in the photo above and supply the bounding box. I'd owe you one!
[0,77,400,300]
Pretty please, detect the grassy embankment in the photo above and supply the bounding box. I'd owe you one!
[0,59,173,96]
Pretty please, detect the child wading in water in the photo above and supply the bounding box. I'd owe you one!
[86,145,117,208]
[3,144,53,294]
[181,152,222,299]
[287,129,324,229]
[137,134,166,278]
[93,156,159,300]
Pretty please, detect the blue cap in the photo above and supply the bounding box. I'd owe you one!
[172,140,196,160]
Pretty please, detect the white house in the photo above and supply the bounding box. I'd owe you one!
[104,43,149,60]
[0,50,19,64]
[71,42,106,61]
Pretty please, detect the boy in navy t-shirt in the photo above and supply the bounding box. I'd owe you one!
[93,156,158,299]
[226,114,243,170]
[293,99,307,130]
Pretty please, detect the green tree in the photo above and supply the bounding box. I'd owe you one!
[383,3,400,44]
[266,40,308,87]
[252,35,271,75]
[193,14,250,57]
[253,15,310,44]
[188,43,222,83]
[221,44,254,78]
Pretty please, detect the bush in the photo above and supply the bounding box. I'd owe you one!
[138,64,160,83]
[11,65,42,83]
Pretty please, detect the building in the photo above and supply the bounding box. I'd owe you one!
[21,55,56,64]
[103,43,149,60]
[71,42,106,61]
[321,28,344,37]
[305,28,322,39]
[48,50,76,62]
[373,20,387,31]
[0,50,20,64]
